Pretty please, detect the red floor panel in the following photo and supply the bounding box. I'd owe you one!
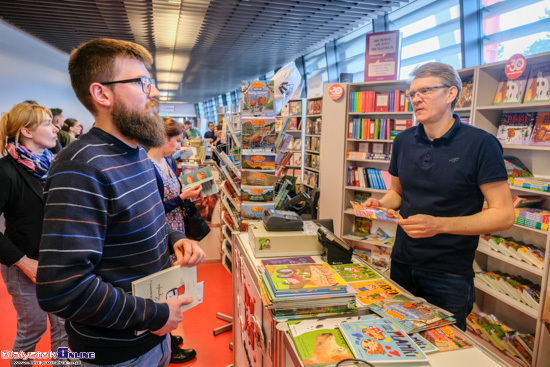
[0,261,233,367]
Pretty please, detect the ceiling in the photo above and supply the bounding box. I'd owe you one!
[0,0,409,104]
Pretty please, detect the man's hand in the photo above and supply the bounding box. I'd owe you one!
[397,214,442,238]
[173,238,206,267]
[150,297,193,336]
[363,198,381,207]
[180,185,202,200]
[16,257,38,283]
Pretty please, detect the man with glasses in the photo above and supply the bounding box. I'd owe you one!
[364,62,514,330]
[36,38,205,366]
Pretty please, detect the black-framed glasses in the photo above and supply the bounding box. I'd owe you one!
[101,76,156,94]
[405,85,450,102]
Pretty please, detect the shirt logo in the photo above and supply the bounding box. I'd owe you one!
[449,157,460,163]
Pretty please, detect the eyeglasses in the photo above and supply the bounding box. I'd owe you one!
[405,85,450,102]
[101,76,156,94]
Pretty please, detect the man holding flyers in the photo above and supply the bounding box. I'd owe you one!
[364,62,514,330]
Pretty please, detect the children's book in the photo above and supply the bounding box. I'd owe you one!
[330,263,381,282]
[409,333,439,354]
[369,294,455,333]
[241,170,278,186]
[241,201,276,220]
[528,112,550,146]
[493,67,530,105]
[261,257,316,267]
[348,279,402,306]
[241,185,275,202]
[523,62,550,103]
[354,217,371,236]
[241,117,277,149]
[456,76,473,108]
[287,315,377,366]
[132,266,204,334]
[289,100,302,115]
[264,263,348,295]
[241,80,275,115]
[180,166,218,196]
[419,325,474,352]
[496,112,537,145]
[350,201,402,221]
[339,319,429,363]
[241,151,276,170]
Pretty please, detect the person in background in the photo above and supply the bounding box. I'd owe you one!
[61,118,82,145]
[363,62,514,330]
[147,117,203,364]
[49,108,71,150]
[203,121,216,142]
[36,38,206,367]
[183,120,201,140]
[0,102,68,366]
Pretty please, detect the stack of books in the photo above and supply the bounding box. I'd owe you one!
[479,235,545,269]
[475,270,540,309]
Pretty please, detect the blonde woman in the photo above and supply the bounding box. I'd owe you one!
[0,102,68,366]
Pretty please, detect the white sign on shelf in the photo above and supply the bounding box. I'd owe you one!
[307,75,323,99]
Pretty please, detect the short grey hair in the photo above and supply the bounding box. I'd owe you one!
[411,62,462,110]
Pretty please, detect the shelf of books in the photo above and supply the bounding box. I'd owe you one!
[469,51,550,367]
[303,97,322,192]
[277,99,304,183]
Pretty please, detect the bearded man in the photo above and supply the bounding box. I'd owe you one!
[36,38,205,367]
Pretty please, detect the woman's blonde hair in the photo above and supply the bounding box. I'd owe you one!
[0,102,53,156]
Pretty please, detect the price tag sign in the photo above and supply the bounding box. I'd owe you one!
[328,84,344,100]
[505,54,527,80]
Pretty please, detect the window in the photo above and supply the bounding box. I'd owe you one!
[335,23,373,83]
[482,0,550,63]
[304,46,328,83]
[388,0,462,79]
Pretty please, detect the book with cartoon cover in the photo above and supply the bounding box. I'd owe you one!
[529,112,550,146]
[348,279,402,306]
[241,117,277,149]
[523,62,550,103]
[419,325,474,352]
[180,166,218,196]
[339,318,429,363]
[350,201,402,221]
[330,263,381,282]
[369,294,455,333]
[264,263,348,295]
[241,80,275,115]
[496,112,537,145]
[493,67,530,105]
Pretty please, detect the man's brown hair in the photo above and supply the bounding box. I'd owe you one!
[68,38,153,113]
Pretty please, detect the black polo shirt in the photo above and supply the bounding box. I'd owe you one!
[389,114,508,277]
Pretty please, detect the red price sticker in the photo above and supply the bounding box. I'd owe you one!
[505,54,527,80]
[329,84,344,100]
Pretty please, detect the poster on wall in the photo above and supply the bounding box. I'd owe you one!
[364,30,402,82]
[307,75,323,99]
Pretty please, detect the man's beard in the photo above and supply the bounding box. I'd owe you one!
[111,99,165,148]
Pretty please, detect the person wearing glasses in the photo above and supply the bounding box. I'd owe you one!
[36,38,206,367]
[364,62,514,331]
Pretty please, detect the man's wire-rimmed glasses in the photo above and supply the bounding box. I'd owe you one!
[101,76,156,94]
[405,85,450,102]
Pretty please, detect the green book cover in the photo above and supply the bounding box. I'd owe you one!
[330,263,381,282]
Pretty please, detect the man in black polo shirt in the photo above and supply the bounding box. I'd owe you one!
[365,62,514,330]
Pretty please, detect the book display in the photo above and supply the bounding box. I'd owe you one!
[318,51,550,367]
[303,97,322,192]
[277,99,304,182]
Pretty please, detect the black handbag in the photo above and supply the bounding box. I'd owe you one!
[182,199,211,241]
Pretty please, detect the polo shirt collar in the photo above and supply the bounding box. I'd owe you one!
[415,113,462,143]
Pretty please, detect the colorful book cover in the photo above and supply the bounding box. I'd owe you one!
[456,76,473,108]
[261,256,315,267]
[339,319,428,363]
[241,201,275,220]
[264,263,348,295]
[528,112,550,146]
[241,80,275,115]
[240,185,275,202]
[180,166,218,196]
[330,263,382,282]
[523,62,550,103]
[348,279,401,306]
[369,294,455,333]
[493,67,530,105]
[350,201,402,221]
[289,100,302,115]
[409,333,439,354]
[419,325,474,352]
[241,117,277,149]
[241,171,278,186]
[241,152,276,170]
[287,316,376,366]
[496,112,537,145]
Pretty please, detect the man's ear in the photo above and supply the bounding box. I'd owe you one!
[90,82,113,108]
[447,86,459,105]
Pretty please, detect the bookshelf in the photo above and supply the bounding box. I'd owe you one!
[303,97,323,192]
[320,51,550,367]
[278,98,304,182]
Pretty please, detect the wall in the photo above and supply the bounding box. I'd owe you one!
[0,20,93,129]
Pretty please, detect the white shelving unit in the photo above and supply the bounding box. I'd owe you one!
[319,51,550,367]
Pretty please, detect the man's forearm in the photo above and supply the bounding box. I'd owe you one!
[379,188,402,210]
[438,207,515,236]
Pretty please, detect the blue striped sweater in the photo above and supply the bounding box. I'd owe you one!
[37,127,184,364]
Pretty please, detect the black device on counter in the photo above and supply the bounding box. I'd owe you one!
[262,209,303,231]
[317,225,353,265]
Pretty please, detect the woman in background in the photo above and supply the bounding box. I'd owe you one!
[0,102,68,366]
[148,117,203,364]
[61,118,82,145]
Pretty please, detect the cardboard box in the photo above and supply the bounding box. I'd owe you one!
[248,221,324,258]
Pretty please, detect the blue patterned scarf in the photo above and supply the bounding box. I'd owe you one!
[6,140,54,182]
